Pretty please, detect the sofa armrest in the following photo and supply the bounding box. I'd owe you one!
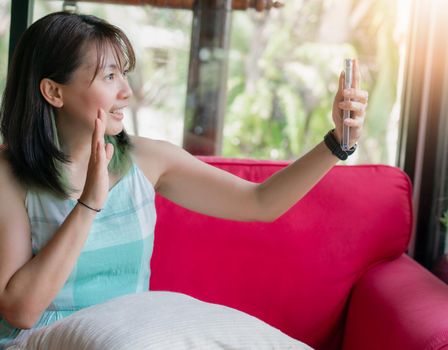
[343,254,448,350]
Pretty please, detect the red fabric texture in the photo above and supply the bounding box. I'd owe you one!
[150,157,417,349]
[343,255,448,350]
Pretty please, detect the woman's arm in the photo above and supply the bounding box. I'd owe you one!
[0,113,113,329]
[136,137,337,222]
[137,62,367,222]
[0,183,96,329]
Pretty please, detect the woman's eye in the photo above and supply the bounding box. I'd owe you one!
[105,73,115,80]
[123,70,129,78]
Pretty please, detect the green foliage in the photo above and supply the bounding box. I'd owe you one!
[0,1,10,97]
[0,34,7,94]
[0,0,404,164]
[441,211,448,230]
[223,0,403,163]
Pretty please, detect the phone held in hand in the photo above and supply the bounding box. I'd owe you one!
[341,58,353,151]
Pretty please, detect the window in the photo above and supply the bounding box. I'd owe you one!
[31,0,411,165]
[224,1,411,164]
[0,0,11,97]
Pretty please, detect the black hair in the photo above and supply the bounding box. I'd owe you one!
[0,11,136,197]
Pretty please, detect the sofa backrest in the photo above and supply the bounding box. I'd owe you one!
[150,157,413,350]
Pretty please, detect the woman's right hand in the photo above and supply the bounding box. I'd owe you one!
[79,109,114,211]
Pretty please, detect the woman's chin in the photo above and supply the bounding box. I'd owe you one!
[105,123,124,136]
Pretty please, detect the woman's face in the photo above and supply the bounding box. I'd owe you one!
[56,44,133,137]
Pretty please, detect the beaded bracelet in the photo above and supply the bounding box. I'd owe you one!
[77,199,102,213]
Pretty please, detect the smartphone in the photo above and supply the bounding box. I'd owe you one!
[341,58,353,151]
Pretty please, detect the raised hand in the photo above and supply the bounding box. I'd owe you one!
[79,109,114,212]
[332,59,368,148]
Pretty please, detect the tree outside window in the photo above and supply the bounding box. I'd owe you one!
[1,0,411,166]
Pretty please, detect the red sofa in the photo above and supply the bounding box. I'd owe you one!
[150,157,448,350]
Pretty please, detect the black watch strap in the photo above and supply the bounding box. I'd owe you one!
[323,129,357,161]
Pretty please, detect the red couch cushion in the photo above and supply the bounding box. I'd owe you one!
[150,158,412,349]
[343,254,448,350]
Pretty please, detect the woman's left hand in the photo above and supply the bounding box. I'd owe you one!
[331,59,368,148]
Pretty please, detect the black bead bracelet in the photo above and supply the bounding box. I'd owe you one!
[77,199,102,213]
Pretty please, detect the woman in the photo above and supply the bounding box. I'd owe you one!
[0,11,368,348]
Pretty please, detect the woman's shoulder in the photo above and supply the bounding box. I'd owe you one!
[0,148,27,203]
[129,135,180,189]
[130,135,184,161]
[130,135,178,154]
[0,148,16,184]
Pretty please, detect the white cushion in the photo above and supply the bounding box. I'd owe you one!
[11,291,313,350]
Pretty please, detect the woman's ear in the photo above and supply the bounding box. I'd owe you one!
[40,78,64,108]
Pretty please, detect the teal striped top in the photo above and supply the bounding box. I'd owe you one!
[0,163,156,348]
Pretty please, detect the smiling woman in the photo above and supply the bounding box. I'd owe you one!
[0,10,368,350]
[40,49,132,135]
[1,12,134,197]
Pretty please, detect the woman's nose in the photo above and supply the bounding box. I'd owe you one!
[118,79,133,100]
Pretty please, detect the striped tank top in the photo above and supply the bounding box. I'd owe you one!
[0,163,156,348]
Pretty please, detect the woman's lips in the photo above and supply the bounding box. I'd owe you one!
[109,108,125,121]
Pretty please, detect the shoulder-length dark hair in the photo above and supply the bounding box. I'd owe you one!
[0,11,135,198]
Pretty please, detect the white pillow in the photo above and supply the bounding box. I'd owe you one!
[11,291,313,350]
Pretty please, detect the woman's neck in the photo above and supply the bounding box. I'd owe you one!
[55,115,93,166]
[56,124,94,195]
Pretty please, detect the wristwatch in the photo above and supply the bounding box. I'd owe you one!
[323,129,357,161]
